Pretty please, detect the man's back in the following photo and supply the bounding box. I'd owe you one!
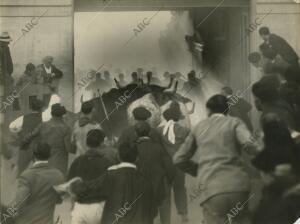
[136,138,174,203]
[73,165,155,224]
[100,167,155,224]
[39,118,69,150]
[269,34,299,65]
[68,148,117,183]
[191,115,252,202]
[38,118,71,174]
[15,163,64,224]
[18,112,43,174]
[261,99,297,131]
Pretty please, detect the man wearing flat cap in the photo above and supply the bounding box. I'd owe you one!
[118,106,162,147]
[0,31,14,97]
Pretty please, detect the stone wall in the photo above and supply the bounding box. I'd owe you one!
[249,0,300,129]
[0,0,74,117]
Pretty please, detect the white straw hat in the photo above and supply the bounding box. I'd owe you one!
[0,32,12,42]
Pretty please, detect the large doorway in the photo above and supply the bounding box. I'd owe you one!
[73,3,251,223]
[74,0,250,99]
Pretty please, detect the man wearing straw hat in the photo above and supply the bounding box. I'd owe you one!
[0,31,14,97]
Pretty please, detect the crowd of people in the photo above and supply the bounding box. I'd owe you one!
[2,25,300,224]
[84,67,204,96]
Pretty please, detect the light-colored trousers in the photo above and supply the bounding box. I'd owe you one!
[71,202,105,224]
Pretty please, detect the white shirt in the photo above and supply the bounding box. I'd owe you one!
[210,113,225,118]
[108,162,137,171]
[44,64,52,74]
[33,161,48,166]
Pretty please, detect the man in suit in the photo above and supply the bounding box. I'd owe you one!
[252,77,298,131]
[14,142,64,224]
[36,56,63,104]
[0,31,14,97]
[23,103,74,176]
[135,121,175,224]
[68,129,118,224]
[259,27,299,67]
[173,95,260,224]
[9,98,44,175]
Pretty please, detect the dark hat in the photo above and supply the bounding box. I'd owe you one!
[206,94,229,115]
[25,63,35,72]
[163,102,184,121]
[81,100,94,114]
[118,142,138,163]
[30,98,44,111]
[248,52,261,63]
[259,26,270,35]
[86,129,106,148]
[51,103,66,117]
[33,142,51,160]
[133,107,152,121]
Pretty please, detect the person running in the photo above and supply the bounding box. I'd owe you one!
[174,94,260,224]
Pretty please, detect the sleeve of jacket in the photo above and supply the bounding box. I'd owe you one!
[68,158,79,180]
[52,65,63,79]
[14,173,32,210]
[6,46,13,75]
[173,131,198,176]
[159,144,176,183]
[71,172,110,201]
[0,46,4,83]
[235,119,261,155]
[21,123,41,147]
[64,126,76,154]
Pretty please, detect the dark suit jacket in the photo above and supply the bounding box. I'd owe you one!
[37,64,63,84]
[0,41,14,94]
[18,112,43,175]
[0,41,13,82]
[261,99,298,131]
[36,64,63,93]
[27,117,73,176]
[269,34,299,65]
[73,165,155,224]
[136,137,175,206]
[14,163,64,224]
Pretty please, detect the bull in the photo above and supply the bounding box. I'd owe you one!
[86,74,194,139]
